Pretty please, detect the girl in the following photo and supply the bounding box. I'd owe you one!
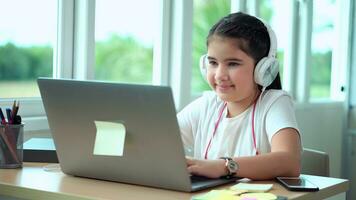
[178,12,301,180]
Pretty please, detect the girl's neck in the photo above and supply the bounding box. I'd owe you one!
[226,90,261,118]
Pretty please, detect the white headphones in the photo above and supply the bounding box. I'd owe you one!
[199,22,279,88]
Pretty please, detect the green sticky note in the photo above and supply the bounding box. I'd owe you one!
[230,183,273,192]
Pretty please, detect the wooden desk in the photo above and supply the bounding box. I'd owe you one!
[0,163,349,200]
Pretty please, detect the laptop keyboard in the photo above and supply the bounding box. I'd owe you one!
[190,175,216,183]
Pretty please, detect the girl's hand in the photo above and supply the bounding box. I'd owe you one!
[186,157,228,178]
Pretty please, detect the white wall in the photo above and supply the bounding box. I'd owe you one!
[295,102,344,178]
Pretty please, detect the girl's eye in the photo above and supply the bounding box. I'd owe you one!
[208,60,218,67]
[228,62,240,67]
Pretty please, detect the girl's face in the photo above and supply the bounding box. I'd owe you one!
[206,36,258,103]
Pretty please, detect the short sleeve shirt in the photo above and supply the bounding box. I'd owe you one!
[177,89,299,159]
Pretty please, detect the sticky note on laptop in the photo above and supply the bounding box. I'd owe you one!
[93,121,126,156]
[230,183,273,193]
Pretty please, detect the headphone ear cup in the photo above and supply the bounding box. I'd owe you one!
[254,57,279,87]
[199,54,208,81]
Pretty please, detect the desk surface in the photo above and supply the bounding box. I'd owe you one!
[0,163,349,200]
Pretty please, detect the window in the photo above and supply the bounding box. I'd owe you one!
[310,0,336,99]
[191,0,231,95]
[259,0,291,81]
[0,0,57,98]
[94,0,160,84]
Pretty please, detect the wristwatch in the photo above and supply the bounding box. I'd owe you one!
[220,157,239,177]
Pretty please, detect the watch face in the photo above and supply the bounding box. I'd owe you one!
[227,160,238,172]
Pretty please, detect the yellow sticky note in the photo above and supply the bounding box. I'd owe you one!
[230,189,248,195]
[240,192,277,200]
[93,121,126,156]
[192,190,241,200]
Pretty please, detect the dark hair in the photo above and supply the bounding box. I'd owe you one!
[207,12,281,90]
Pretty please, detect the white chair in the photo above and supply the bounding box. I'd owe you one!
[301,148,330,177]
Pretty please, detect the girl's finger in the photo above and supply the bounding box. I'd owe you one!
[186,157,195,166]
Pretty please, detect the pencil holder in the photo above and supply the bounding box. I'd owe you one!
[0,124,24,168]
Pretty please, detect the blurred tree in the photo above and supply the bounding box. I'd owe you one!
[0,43,30,80]
[25,46,52,79]
[259,0,273,23]
[0,43,52,80]
[310,51,332,97]
[311,51,332,85]
[95,35,153,84]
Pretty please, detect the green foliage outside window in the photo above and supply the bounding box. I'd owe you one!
[95,35,153,84]
[0,43,52,80]
[310,51,332,98]
[0,43,52,98]
[0,1,333,99]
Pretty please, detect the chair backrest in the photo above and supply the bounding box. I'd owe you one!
[301,148,330,177]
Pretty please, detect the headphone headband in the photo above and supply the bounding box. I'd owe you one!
[261,21,277,58]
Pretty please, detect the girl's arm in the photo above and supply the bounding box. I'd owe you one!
[187,127,301,180]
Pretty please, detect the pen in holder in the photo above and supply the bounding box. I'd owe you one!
[0,123,24,168]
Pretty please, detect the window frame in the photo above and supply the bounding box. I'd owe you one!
[296,0,312,102]
[330,0,353,101]
[252,0,350,103]
[3,0,353,131]
[0,0,62,131]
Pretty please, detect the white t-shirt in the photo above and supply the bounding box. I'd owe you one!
[177,89,299,159]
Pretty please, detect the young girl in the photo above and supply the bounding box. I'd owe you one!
[178,12,301,180]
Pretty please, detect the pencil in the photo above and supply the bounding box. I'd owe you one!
[0,108,6,124]
[11,102,20,124]
[11,100,16,114]
[6,109,12,124]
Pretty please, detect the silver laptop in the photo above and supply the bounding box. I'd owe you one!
[38,78,238,192]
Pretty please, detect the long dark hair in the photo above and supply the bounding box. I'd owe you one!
[207,12,282,90]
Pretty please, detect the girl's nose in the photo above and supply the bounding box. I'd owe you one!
[215,65,229,81]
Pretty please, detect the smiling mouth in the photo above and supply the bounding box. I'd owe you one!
[216,84,234,92]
